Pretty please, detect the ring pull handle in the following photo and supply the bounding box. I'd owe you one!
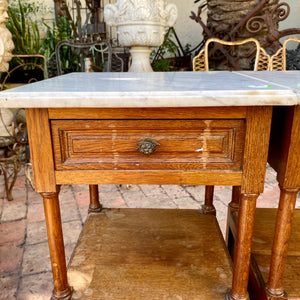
[137,138,160,156]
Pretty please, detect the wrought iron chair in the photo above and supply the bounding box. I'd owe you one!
[269,37,300,71]
[0,54,48,200]
[192,37,270,216]
[55,40,114,75]
[193,37,270,71]
[1,54,48,90]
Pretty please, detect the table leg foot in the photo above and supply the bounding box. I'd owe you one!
[51,286,73,300]
[266,187,299,298]
[225,289,249,300]
[265,284,288,299]
[88,184,102,213]
[88,206,103,213]
[200,204,216,215]
[200,185,216,215]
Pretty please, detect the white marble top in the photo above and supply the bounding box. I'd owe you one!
[0,71,298,108]
[237,71,300,93]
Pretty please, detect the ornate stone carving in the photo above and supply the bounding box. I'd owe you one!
[0,0,14,73]
[104,0,178,72]
[0,0,14,145]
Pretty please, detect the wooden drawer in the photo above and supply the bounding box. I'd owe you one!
[51,119,245,171]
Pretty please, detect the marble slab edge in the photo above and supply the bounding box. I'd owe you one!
[0,92,297,108]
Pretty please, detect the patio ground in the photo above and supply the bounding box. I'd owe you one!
[1,165,299,300]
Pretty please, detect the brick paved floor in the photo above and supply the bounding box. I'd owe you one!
[0,165,299,300]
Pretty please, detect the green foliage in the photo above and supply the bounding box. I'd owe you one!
[151,28,192,71]
[40,17,73,59]
[6,0,76,77]
[40,17,78,73]
[184,43,192,54]
[6,0,41,67]
[152,58,172,72]
[151,33,179,72]
[157,38,179,58]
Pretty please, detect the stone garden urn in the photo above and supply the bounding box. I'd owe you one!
[104,0,178,72]
[0,0,14,73]
[0,0,14,135]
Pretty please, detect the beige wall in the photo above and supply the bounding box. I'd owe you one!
[19,0,300,49]
[279,1,300,42]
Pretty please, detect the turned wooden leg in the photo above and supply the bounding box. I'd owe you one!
[226,193,259,300]
[201,185,216,215]
[88,184,102,213]
[42,190,73,300]
[226,186,241,256]
[265,187,299,298]
[229,186,241,211]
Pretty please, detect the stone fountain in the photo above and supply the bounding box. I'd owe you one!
[104,0,178,72]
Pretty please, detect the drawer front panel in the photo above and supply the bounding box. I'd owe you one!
[51,120,245,170]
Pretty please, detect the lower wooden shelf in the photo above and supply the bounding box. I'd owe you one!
[228,208,300,300]
[67,208,233,300]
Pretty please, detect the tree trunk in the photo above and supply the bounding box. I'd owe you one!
[206,0,280,69]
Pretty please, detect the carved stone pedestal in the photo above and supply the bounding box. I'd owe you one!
[104,0,178,72]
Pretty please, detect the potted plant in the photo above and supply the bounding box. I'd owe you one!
[4,0,44,82]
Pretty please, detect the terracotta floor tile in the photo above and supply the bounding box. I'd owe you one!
[79,207,88,223]
[26,221,47,245]
[26,203,44,223]
[59,187,75,204]
[60,201,80,222]
[22,242,51,275]
[0,219,26,246]
[73,185,89,193]
[0,244,23,273]
[13,175,26,189]
[0,274,18,300]
[0,198,3,218]
[1,201,27,222]
[17,272,53,300]
[26,190,42,205]
[99,191,127,208]
[75,190,90,208]
[10,188,26,202]
[62,220,83,245]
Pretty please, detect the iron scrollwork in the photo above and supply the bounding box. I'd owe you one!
[246,2,300,52]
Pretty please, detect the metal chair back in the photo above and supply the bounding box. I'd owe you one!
[269,37,300,71]
[193,37,270,71]
[55,40,113,75]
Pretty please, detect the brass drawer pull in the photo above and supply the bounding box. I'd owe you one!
[137,138,160,156]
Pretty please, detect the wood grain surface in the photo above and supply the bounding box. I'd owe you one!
[68,208,233,300]
[51,119,245,171]
[25,108,57,192]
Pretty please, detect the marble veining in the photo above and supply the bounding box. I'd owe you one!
[238,71,300,104]
[0,71,298,108]
[238,71,300,89]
